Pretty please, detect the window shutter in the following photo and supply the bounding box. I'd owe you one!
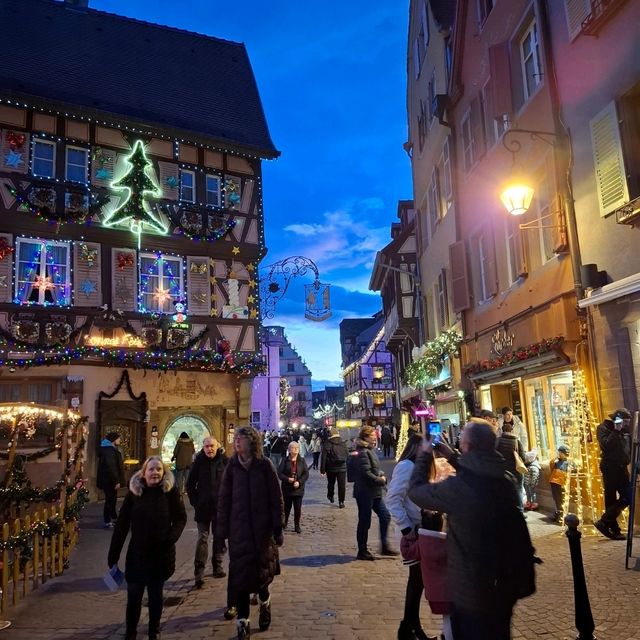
[489,42,512,120]
[449,241,470,312]
[617,90,640,201]
[483,226,498,297]
[439,268,450,327]
[91,146,115,186]
[513,224,528,278]
[158,161,180,200]
[186,256,211,316]
[471,96,486,160]
[73,241,102,307]
[510,37,525,113]
[1,130,30,174]
[564,0,590,40]
[0,233,13,303]
[590,101,629,217]
[111,248,137,311]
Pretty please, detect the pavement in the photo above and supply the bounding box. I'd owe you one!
[2,456,640,639]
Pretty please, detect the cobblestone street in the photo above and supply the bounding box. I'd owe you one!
[3,460,640,639]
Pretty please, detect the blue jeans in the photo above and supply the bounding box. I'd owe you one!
[355,494,390,553]
[175,468,189,493]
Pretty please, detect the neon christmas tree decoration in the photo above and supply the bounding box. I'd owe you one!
[103,140,167,247]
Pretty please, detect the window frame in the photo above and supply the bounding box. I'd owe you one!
[287,362,295,373]
[461,108,475,172]
[428,69,437,124]
[139,252,184,314]
[32,139,56,179]
[180,168,196,203]
[420,1,430,50]
[477,0,495,25]
[439,136,453,213]
[437,269,449,329]
[505,217,521,285]
[520,19,542,101]
[65,145,89,184]
[14,237,71,306]
[206,174,221,207]
[428,168,441,235]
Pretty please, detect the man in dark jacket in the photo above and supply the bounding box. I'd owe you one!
[594,408,632,540]
[408,420,526,640]
[186,436,228,588]
[353,425,396,561]
[320,427,349,507]
[97,431,125,528]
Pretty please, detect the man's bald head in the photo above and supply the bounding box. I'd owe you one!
[461,420,496,453]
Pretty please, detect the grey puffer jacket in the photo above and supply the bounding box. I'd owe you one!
[408,448,520,614]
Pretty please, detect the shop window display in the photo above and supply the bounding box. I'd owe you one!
[523,370,573,460]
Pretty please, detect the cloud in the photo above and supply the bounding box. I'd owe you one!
[278,202,390,291]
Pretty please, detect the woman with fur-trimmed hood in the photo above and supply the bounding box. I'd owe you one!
[108,456,187,640]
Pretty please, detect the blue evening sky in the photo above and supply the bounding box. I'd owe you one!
[90,0,412,388]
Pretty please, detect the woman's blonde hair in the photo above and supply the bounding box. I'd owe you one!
[359,425,376,440]
[129,455,175,495]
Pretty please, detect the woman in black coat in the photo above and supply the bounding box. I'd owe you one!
[216,426,284,640]
[277,440,309,534]
[108,456,187,640]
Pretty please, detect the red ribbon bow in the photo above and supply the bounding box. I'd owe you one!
[117,252,135,270]
[7,131,26,150]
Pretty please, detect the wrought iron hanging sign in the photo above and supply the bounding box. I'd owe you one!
[304,280,331,322]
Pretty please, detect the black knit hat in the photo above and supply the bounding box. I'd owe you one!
[105,431,120,443]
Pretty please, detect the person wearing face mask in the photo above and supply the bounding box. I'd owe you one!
[594,408,632,540]
[186,437,228,589]
[216,426,284,640]
[108,456,187,640]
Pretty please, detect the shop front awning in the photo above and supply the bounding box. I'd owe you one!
[466,349,570,385]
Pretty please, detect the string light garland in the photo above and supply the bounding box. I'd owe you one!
[0,343,265,374]
[5,184,109,228]
[405,329,463,388]
[562,369,604,531]
[463,336,565,376]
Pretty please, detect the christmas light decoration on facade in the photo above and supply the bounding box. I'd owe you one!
[103,140,168,247]
[405,329,463,388]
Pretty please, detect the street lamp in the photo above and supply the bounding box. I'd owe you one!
[499,127,584,300]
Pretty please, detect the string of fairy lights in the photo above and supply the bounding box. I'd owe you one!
[561,369,605,531]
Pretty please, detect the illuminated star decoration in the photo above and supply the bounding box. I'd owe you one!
[153,286,172,306]
[250,309,258,319]
[103,140,168,247]
[231,246,240,255]
[0,276,6,287]
[247,294,255,304]
[33,275,55,292]
[4,150,23,168]
[80,279,97,297]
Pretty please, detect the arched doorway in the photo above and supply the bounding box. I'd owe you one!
[161,414,211,465]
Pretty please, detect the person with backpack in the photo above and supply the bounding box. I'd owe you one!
[408,419,538,640]
[320,427,349,508]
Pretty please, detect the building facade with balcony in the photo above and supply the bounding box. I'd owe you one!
[548,0,640,416]
[369,201,420,428]
[0,0,277,491]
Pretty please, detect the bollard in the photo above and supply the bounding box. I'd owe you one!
[564,514,597,640]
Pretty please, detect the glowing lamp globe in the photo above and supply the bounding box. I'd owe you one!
[500,183,535,216]
[350,395,360,405]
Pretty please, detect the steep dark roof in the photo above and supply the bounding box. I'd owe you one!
[0,0,278,157]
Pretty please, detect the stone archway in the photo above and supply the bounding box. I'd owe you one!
[161,414,211,465]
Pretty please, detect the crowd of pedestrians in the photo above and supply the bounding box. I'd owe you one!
[98,402,634,640]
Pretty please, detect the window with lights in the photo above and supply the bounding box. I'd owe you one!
[15,238,71,306]
[139,252,183,313]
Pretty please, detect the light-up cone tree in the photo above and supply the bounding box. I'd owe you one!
[562,370,604,530]
[104,140,167,247]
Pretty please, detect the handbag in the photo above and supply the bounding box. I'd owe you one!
[514,450,527,475]
[400,529,421,566]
